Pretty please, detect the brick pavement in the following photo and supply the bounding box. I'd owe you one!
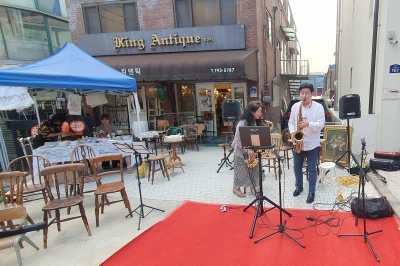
[98,145,381,210]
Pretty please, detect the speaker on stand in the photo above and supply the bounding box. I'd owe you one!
[222,99,241,122]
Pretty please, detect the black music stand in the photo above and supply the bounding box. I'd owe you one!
[113,142,164,230]
[254,154,305,248]
[337,141,382,261]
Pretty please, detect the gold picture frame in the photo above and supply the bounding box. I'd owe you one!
[322,125,352,167]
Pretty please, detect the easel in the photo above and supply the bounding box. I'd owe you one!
[113,142,164,230]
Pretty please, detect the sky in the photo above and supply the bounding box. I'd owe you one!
[289,0,337,73]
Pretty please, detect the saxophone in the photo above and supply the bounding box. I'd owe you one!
[293,102,305,153]
[260,116,274,130]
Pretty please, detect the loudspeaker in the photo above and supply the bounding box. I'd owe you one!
[222,99,241,122]
[339,94,361,119]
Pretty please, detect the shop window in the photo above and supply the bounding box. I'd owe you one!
[82,1,139,34]
[175,0,235,28]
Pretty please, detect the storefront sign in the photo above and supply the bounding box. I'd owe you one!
[78,24,246,56]
[389,64,400,73]
[250,87,257,97]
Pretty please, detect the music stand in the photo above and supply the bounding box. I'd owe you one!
[240,127,291,239]
[113,142,164,230]
[254,154,305,248]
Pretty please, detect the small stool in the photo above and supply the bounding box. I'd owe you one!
[317,162,338,187]
[217,143,233,173]
[147,155,170,184]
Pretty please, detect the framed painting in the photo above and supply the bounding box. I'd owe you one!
[322,125,352,166]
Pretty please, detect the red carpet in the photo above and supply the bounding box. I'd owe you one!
[102,201,400,266]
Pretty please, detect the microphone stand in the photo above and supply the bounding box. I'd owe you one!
[337,141,383,262]
[254,154,305,248]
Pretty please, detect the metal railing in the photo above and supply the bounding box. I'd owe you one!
[281,59,309,76]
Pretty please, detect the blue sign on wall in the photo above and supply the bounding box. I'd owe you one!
[389,64,400,73]
[250,87,257,97]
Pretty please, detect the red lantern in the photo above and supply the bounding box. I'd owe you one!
[30,125,39,137]
[70,120,86,135]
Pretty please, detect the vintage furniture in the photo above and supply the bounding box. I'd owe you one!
[280,128,293,169]
[90,154,132,227]
[41,163,92,249]
[147,155,170,184]
[7,155,50,206]
[0,206,45,266]
[161,150,185,177]
[261,133,282,180]
[181,125,199,151]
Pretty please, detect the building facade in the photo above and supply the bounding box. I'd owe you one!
[66,0,308,135]
[337,0,400,152]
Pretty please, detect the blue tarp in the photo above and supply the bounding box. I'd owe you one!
[0,42,136,92]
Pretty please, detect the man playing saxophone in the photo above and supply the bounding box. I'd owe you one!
[288,83,325,203]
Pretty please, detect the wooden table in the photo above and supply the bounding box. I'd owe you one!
[165,139,185,165]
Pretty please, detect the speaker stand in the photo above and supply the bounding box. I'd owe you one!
[334,117,359,173]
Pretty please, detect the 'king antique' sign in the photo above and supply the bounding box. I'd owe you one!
[77,24,245,56]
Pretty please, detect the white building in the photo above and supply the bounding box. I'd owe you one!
[337,0,400,153]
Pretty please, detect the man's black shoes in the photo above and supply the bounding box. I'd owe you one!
[293,187,303,197]
[306,193,315,204]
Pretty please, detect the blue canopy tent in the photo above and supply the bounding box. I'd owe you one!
[0,43,141,168]
[0,42,136,91]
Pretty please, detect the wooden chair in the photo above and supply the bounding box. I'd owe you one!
[194,123,205,144]
[156,120,169,134]
[0,206,45,266]
[90,154,132,227]
[0,171,35,226]
[280,128,294,169]
[161,149,184,177]
[222,122,234,141]
[18,137,34,157]
[40,163,92,249]
[69,145,97,194]
[261,133,282,180]
[182,125,199,151]
[7,155,50,206]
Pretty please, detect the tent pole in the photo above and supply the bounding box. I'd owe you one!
[127,94,132,134]
[133,92,142,141]
[33,95,41,125]
[0,126,9,169]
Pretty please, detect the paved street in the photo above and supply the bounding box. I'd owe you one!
[1,145,396,266]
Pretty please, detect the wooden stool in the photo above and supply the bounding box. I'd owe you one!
[317,162,338,188]
[217,143,233,173]
[147,155,170,184]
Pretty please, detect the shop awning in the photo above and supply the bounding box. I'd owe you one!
[96,50,258,82]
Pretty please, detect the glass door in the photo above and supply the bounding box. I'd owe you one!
[145,86,163,130]
[232,83,247,111]
[195,83,215,137]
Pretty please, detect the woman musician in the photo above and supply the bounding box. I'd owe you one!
[231,101,266,198]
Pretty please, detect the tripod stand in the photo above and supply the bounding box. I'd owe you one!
[335,117,360,172]
[254,154,305,247]
[113,142,164,230]
[338,142,383,262]
[243,146,292,239]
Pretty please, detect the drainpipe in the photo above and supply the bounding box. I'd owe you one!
[368,0,380,114]
[272,6,278,101]
[334,0,341,111]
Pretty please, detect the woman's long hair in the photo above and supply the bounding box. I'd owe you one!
[238,101,262,126]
